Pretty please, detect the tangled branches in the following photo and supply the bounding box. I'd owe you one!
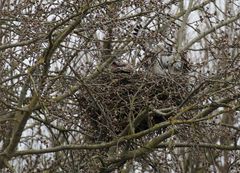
[75,71,189,141]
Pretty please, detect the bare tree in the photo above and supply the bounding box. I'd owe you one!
[0,0,240,172]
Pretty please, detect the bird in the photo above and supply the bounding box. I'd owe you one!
[132,24,143,37]
[131,22,190,75]
[110,60,133,73]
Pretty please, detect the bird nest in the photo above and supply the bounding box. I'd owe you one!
[75,71,189,141]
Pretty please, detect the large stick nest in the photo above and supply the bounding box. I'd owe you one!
[75,71,189,141]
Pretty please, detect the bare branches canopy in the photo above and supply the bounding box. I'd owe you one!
[0,0,240,172]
